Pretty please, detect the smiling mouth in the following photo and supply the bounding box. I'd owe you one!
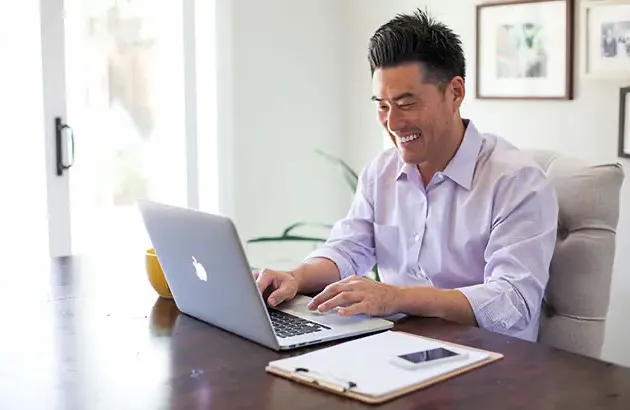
[396,133,421,144]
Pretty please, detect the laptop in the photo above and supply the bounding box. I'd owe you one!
[137,199,394,350]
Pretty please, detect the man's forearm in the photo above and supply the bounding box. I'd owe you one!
[291,258,341,294]
[396,286,478,327]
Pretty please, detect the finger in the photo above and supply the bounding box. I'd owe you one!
[318,291,363,312]
[255,270,274,294]
[338,301,369,316]
[308,282,350,310]
[267,282,293,307]
[337,275,364,284]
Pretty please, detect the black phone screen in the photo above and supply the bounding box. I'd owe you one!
[398,347,460,363]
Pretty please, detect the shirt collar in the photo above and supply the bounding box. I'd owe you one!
[441,119,482,190]
[396,119,482,190]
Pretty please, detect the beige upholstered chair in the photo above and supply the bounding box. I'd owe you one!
[526,150,624,359]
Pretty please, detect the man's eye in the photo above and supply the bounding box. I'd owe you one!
[398,102,415,109]
[378,105,389,111]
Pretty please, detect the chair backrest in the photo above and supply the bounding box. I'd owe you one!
[525,149,624,359]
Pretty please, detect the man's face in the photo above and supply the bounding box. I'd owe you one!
[371,63,463,165]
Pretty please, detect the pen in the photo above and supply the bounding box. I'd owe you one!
[294,367,357,393]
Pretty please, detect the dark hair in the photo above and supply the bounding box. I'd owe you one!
[368,8,466,88]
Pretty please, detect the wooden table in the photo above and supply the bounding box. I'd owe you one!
[2,254,630,409]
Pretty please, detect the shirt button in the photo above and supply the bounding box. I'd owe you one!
[413,233,420,242]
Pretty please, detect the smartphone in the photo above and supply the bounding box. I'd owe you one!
[389,347,467,370]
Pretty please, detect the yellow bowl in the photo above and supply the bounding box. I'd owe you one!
[145,248,173,299]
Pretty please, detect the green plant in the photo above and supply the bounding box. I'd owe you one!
[246,149,380,281]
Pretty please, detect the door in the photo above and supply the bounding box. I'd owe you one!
[41,0,216,257]
[0,1,50,261]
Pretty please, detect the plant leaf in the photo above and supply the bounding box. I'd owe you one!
[282,222,334,237]
[372,264,380,282]
[315,149,359,193]
[246,235,328,244]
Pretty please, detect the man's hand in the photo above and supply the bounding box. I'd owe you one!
[307,276,401,317]
[254,269,299,307]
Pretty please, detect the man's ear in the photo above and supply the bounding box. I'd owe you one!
[450,76,465,112]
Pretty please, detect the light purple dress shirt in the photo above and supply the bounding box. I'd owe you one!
[305,120,559,342]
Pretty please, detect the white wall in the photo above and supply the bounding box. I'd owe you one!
[344,0,630,366]
[215,0,354,270]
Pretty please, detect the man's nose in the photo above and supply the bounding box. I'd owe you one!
[386,107,406,133]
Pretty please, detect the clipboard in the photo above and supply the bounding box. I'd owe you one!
[265,330,503,404]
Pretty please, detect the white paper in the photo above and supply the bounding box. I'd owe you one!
[268,331,492,398]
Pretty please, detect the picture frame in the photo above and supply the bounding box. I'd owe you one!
[618,86,630,158]
[580,0,630,79]
[475,0,574,100]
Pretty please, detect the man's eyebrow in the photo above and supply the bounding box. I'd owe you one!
[370,92,416,102]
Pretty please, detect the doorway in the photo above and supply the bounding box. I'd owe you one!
[41,0,218,257]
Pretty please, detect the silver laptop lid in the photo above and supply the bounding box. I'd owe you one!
[137,199,279,350]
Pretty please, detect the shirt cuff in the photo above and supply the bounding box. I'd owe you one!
[303,246,355,280]
[456,282,526,335]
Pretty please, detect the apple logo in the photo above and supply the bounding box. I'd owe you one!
[192,256,207,281]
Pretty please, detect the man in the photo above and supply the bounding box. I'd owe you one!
[255,9,558,341]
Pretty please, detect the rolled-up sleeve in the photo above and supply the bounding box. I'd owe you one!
[457,166,558,337]
[303,166,376,280]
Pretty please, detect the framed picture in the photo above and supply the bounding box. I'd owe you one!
[618,86,630,158]
[581,0,630,79]
[476,0,574,100]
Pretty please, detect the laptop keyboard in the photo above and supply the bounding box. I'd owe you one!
[268,309,330,338]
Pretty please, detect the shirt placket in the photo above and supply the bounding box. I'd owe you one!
[412,173,445,283]
[409,183,428,281]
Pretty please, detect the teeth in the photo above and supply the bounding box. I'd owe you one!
[398,133,420,143]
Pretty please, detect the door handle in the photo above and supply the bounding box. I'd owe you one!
[55,116,75,176]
